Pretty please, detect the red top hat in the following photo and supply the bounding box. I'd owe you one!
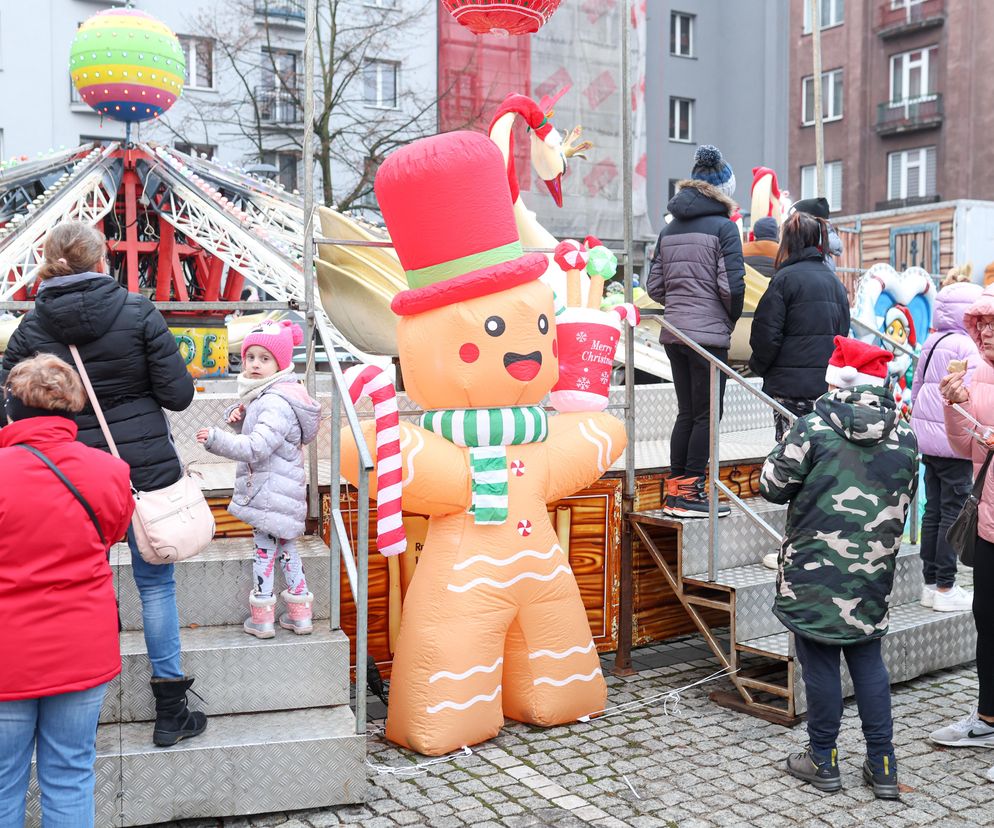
[375,131,547,317]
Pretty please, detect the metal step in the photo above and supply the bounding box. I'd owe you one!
[111,536,332,631]
[686,544,925,643]
[26,707,365,828]
[738,601,977,716]
[679,498,787,576]
[100,625,350,724]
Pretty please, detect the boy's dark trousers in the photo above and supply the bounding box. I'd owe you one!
[794,634,894,763]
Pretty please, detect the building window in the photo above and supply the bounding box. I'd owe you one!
[668,178,681,201]
[175,142,216,160]
[178,36,214,90]
[670,12,694,57]
[364,60,398,109]
[800,161,843,213]
[890,46,937,104]
[261,150,300,192]
[887,147,937,201]
[259,49,301,123]
[668,97,693,143]
[365,0,398,7]
[803,0,844,33]
[890,0,925,8]
[802,69,843,125]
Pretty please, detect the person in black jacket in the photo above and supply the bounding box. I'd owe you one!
[1,221,207,747]
[647,145,745,518]
[749,211,851,442]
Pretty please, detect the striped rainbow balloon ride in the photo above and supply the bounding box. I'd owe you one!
[69,7,185,126]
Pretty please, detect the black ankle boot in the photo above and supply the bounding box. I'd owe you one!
[150,676,208,747]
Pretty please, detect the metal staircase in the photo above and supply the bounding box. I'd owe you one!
[24,536,365,827]
[628,317,978,724]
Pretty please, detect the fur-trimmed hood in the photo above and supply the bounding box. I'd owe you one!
[964,285,994,367]
[668,179,737,219]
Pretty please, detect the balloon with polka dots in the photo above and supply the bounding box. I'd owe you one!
[69,8,185,124]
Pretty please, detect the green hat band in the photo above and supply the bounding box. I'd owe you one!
[405,241,524,290]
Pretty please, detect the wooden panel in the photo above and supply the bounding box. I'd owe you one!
[207,497,253,538]
[324,478,622,677]
[852,206,955,275]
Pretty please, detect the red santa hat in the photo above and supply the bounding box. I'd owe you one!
[824,336,892,389]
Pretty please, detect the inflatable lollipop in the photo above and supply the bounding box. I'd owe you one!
[554,239,588,308]
[70,8,185,123]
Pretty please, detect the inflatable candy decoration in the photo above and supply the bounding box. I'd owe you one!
[583,235,619,311]
[341,132,626,756]
[344,363,406,557]
[554,240,588,308]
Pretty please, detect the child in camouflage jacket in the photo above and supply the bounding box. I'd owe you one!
[760,336,918,800]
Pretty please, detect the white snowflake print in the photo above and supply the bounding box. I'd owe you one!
[576,376,591,391]
[600,371,610,385]
[575,330,588,343]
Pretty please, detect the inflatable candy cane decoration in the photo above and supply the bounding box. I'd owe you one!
[343,364,407,557]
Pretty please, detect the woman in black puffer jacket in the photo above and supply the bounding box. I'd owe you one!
[1,221,207,747]
[749,211,851,442]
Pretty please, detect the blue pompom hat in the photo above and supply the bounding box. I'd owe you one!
[691,145,736,198]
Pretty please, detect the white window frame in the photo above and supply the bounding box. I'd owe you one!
[801,69,843,125]
[364,0,398,7]
[178,35,215,91]
[364,59,399,110]
[890,0,925,9]
[668,97,693,143]
[889,46,937,105]
[800,161,843,212]
[670,12,694,58]
[803,0,844,33]
[888,147,936,200]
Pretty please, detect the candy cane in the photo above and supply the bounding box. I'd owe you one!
[343,364,406,557]
[612,303,641,327]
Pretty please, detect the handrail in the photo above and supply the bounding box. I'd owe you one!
[850,317,919,364]
[645,312,795,581]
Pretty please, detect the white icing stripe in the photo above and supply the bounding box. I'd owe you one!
[533,668,603,687]
[578,421,607,472]
[429,658,503,684]
[426,686,502,714]
[447,565,571,593]
[403,430,424,489]
[587,420,614,471]
[454,545,561,571]
[529,641,596,660]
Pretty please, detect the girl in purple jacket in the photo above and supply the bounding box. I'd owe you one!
[909,275,982,612]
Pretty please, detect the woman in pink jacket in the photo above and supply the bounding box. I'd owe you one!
[935,285,994,780]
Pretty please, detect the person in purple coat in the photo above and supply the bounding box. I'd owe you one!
[909,274,983,612]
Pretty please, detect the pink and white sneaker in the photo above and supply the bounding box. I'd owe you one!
[279,589,314,635]
[243,591,276,639]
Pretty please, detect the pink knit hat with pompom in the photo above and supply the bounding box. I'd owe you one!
[241,320,303,371]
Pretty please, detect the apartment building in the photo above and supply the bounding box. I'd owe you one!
[789,0,994,216]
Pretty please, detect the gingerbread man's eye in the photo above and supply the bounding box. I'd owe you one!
[484,316,506,337]
[538,314,549,335]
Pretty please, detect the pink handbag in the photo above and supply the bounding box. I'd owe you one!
[69,344,215,564]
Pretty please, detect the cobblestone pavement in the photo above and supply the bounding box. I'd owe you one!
[162,636,993,828]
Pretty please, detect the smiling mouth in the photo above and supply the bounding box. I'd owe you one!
[503,350,543,381]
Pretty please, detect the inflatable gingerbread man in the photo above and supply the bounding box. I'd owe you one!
[341,132,626,756]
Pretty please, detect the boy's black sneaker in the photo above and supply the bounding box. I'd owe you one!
[666,476,730,519]
[785,746,842,793]
[862,755,900,800]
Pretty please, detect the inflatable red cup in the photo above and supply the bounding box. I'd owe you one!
[550,307,621,412]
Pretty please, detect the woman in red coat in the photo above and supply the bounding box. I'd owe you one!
[0,354,133,828]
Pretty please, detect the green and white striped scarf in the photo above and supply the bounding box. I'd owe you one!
[420,406,548,525]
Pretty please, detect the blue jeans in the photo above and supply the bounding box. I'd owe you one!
[795,635,895,765]
[128,526,183,679]
[0,683,108,828]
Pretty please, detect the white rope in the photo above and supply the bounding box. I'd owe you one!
[577,666,738,722]
[365,745,473,777]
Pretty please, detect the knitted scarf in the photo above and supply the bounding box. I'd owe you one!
[237,365,297,403]
[420,405,548,525]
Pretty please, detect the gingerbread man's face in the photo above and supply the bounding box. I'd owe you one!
[397,280,559,409]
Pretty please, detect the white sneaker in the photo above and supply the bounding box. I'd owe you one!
[921,583,937,608]
[929,710,994,747]
[762,552,778,570]
[933,584,973,613]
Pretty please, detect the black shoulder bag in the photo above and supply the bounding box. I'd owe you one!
[16,444,107,545]
[947,450,994,568]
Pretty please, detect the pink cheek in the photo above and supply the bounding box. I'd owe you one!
[552,339,558,359]
[459,342,480,363]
